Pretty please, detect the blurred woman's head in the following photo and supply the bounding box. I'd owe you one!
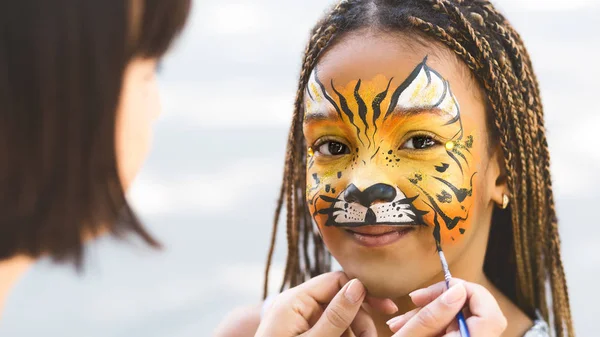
[0,0,190,265]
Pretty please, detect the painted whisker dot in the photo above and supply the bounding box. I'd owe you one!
[445,141,455,151]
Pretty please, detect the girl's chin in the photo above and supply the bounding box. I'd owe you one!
[362,281,414,299]
[342,272,422,298]
[340,262,443,298]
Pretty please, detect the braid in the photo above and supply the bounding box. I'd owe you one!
[479,13,560,316]
[419,1,538,309]
[264,0,352,295]
[468,4,573,334]
[262,176,285,298]
[406,17,481,72]
[491,25,547,315]
[264,1,573,335]
[477,12,549,313]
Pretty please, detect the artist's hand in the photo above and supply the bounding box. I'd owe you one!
[387,279,507,337]
[255,271,398,337]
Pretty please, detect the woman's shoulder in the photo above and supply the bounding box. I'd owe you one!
[213,303,263,337]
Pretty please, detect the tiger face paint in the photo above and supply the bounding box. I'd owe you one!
[304,56,476,250]
[302,31,500,298]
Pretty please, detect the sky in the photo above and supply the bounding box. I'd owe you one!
[0,0,598,336]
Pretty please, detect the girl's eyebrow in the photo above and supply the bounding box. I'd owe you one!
[304,110,342,123]
[386,107,450,119]
[304,107,450,124]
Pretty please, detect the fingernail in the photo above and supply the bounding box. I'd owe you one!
[442,284,464,305]
[345,279,365,303]
[388,302,399,313]
[409,288,427,299]
[386,314,404,326]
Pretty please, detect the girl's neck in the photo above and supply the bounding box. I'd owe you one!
[0,255,33,319]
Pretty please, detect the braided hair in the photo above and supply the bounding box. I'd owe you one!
[263,1,573,336]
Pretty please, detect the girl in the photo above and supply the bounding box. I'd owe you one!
[231,0,573,336]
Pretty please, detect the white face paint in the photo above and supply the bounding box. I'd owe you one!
[329,186,423,226]
[394,57,460,119]
[305,56,460,123]
[305,70,333,114]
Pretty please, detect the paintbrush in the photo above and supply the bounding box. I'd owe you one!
[438,249,470,337]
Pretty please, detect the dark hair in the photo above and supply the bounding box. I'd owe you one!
[263,0,574,336]
[0,0,190,266]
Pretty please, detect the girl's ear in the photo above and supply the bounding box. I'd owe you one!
[488,143,509,208]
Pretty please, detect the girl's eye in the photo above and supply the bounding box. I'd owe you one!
[402,135,438,150]
[317,141,350,156]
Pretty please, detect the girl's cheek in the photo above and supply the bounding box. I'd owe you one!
[306,168,348,214]
[395,157,477,245]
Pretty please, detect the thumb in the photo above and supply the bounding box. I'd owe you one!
[391,283,467,336]
[308,279,366,337]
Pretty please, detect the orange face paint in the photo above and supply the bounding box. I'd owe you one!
[304,56,477,248]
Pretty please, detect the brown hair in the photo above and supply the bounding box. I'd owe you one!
[263,0,573,336]
[0,0,190,267]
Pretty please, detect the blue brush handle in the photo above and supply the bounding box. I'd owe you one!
[457,311,470,337]
[442,278,470,337]
[439,250,470,337]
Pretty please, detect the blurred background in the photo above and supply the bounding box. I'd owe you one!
[1,0,598,335]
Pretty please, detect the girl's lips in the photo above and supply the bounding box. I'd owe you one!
[344,225,416,247]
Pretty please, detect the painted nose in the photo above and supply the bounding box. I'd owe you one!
[343,183,397,207]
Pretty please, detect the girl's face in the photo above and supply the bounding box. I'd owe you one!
[303,31,503,298]
[115,58,162,190]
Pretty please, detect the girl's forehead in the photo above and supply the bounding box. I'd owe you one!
[316,33,463,90]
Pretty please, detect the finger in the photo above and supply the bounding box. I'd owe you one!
[364,296,398,315]
[445,315,459,334]
[409,279,465,307]
[294,271,351,305]
[442,330,462,337]
[392,283,467,337]
[461,283,507,334]
[307,304,325,327]
[463,305,472,318]
[308,279,366,336]
[410,280,502,322]
[461,282,502,319]
[341,329,353,337]
[261,273,351,334]
[386,308,419,333]
[350,307,377,337]
[335,270,397,315]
